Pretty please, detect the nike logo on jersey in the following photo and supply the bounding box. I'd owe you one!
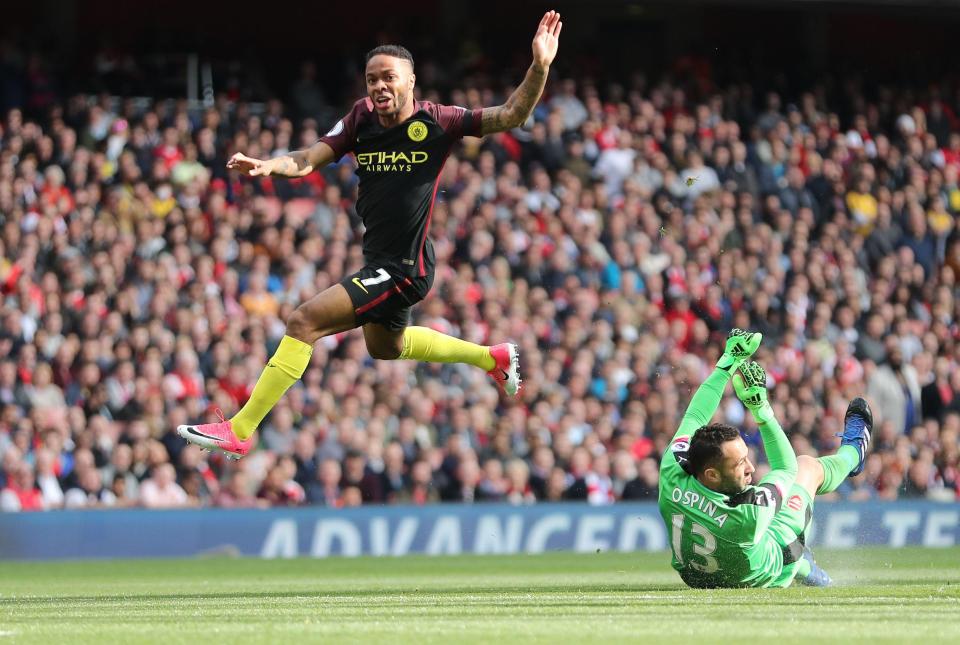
[352,277,369,294]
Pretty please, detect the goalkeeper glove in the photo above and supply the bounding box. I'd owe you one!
[716,328,762,372]
[733,360,775,424]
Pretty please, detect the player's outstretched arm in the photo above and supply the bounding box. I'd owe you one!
[226,140,335,178]
[480,10,562,135]
[671,330,762,442]
[734,361,798,483]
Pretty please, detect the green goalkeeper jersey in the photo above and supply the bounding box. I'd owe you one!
[657,368,799,588]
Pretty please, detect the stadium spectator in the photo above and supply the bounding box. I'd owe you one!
[340,449,383,504]
[398,459,440,505]
[0,462,43,511]
[139,463,190,508]
[341,486,363,508]
[379,441,407,503]
[256,462,305,506]
[867,338,922,435]
[64,466,117,509]
[441,456,483,503]
[214,471,265,508]
[100,444,140,501]
[306,458,343,507]
[504,458,536,505]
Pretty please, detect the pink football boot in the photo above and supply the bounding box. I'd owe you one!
[177,409,253,460]
[487,343,522,397]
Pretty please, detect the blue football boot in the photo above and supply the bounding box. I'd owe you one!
[798,546,833,587]
[839,397,873,476]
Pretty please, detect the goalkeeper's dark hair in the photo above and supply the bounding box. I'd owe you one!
[687,424,741,475]
[366,45,414,70]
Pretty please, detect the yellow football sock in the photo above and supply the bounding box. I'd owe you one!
[230,335,313,440]
[398,326,495,371]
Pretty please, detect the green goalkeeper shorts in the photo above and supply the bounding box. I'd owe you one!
[766,484,814,586]
[769,484,814,547]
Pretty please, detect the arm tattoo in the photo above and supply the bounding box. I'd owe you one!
[270,151,311,177]
[482,64,549,135]
[274,158,297,176]
[481,106,514,134]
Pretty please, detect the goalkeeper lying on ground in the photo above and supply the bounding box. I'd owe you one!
[658,330,873,588]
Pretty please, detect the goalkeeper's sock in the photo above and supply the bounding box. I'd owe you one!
[397,326,496,371]
[816,446,861,494]
[795,556,812,580]
[230,335,313,440]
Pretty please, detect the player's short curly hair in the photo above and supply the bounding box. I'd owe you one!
[366,45,415,70]
[687,423,741,476]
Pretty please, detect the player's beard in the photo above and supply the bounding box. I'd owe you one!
[373,91,407,118]
[717,474,747,496]
[392,91,408,115]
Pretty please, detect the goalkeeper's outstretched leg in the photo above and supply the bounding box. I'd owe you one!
[786,398,873,586]
[793,397,874,500]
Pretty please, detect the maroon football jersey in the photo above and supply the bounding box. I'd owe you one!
[320,98,482,276]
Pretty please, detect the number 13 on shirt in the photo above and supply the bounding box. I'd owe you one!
[672,513,720,574]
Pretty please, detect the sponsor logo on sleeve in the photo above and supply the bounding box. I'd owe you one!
[325,120,344,137]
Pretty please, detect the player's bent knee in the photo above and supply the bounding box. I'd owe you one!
[795,455,824,493]
[285,307,307,333]
[285,307,314,342]
[797,455,819,473]
[367,340,403,360]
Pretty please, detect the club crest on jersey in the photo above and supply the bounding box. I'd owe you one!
[407,121,428,142]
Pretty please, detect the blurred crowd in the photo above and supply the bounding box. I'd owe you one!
[1,48,959,512]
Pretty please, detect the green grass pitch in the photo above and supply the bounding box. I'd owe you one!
[2,547,959,643]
